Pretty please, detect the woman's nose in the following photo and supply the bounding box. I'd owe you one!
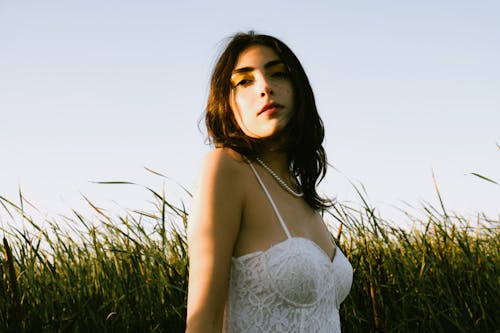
[258,77,274,97]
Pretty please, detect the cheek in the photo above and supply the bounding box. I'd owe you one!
[230,94,262,137]
[284,84,294,103]
[232,91,255,118]
[229,94,249,131]
[285,85,295,110]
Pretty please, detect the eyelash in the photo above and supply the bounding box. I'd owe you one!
[271,71,288,78]
[236,79,251,87]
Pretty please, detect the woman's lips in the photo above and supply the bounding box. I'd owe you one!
[259,103,283,116]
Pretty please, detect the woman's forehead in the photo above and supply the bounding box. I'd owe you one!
[233,45,281,70]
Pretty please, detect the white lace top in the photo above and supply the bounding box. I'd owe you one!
[224,162,353,332]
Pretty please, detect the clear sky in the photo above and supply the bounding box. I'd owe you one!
[1,0,499,225]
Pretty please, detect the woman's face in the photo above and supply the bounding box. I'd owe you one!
[229,45,294,140]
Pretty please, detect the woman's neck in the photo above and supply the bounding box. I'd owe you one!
[257,149,290,181]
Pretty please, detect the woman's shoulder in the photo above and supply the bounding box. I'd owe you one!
[196,148,253,190]
[194,148,252,206]
[201,148,249,176]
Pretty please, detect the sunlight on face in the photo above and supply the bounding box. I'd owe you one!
[229,45,294,140]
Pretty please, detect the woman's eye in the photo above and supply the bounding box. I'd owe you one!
[236,79,251,87]
[271,71,288,78]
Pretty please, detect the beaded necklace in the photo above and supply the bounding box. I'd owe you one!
[255,157,304,197]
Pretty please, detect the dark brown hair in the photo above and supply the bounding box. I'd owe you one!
[205,31,330,210]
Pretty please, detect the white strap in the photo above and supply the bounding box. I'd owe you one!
[247,160,292,239]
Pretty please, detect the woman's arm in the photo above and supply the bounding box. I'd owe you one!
[186,149,244,333]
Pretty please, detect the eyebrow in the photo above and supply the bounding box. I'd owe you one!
[232,60,285,75]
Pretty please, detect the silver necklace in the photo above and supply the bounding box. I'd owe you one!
[255,157,304,197]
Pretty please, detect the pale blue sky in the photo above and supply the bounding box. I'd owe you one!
[1,0,498,224]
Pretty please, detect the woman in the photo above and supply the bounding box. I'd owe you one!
[186,32,353,333]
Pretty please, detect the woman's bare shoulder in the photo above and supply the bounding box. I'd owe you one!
[200,148,248,178]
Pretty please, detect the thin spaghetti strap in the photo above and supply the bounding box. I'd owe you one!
[246,159,292,239]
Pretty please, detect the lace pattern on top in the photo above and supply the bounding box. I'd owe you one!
[224,161,353,332]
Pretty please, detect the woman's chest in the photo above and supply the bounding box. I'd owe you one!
[231,238,336,306]
[239,192,334,257]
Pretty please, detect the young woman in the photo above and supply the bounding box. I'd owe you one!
[186,32,353,333]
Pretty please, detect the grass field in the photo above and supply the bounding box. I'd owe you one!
[1,181,498,332]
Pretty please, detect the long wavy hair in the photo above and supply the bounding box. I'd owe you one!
[205,31,331,210]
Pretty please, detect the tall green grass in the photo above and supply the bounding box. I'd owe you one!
[0,181,498,332]
[0,185,188,332]
[329,200,499,332]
